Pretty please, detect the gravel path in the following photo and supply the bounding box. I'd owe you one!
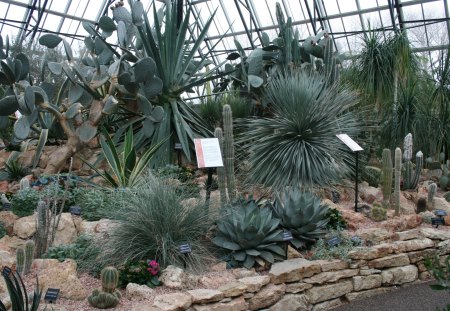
[332,281,450,311]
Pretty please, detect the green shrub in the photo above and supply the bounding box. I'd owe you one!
[370,204,387,221]
[118,259,161,288]
[325,208,347,230]
[155,165,200,197]
[97,173,212,271]
[425,255,450,311]
[0,223,7,239]
[72,188,121,221]
[310,231,355,261]
[11,188,40,217]
[5,159,29,181]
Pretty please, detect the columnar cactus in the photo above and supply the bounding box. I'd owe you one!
[214,127,227,205]
[101,266,119,294]
[35,200,49,258]
[394,147,402,216]
[381,148,393,208]
[428,183,437,209]
[16,248,25,275]
[19,177,30,190]
[24,240,34,274]
[223,104,236,201]
[402,134,423,190]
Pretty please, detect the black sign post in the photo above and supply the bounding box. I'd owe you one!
[179,243,191,269]
[336,134,364,212]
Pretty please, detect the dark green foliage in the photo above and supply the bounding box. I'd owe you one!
[155,165,200,197]
[118,259,160,288]
[238,71,360,190]
[272,189,329,249]
[45,234,94,261]
[213,199,284,269]
[310,231,355,261]
[72,188,121,221]
[444,192,450,202]
[11,188,40,217]
[97,174,212,271]
[424,254,450,311]
[0,223,7,239]
[5,159,28,181]
[362,166,381,187]
[325,208,347,230]
[0,268,41,311]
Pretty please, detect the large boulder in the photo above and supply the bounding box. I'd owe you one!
[13,215,36,239]
[159,265,198,290]
[269,258,321,284]
[0,211,18,236]
[33,259,87,300]
[52,213,78,246]
[126,283,154,301]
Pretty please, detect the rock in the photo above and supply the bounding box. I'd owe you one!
[360,185,382,204]
[314,259,349,272]
[210,262,227,272]
[381,215,422,232]
[306,280,353,304]
[287,245,302,259]
[190,296,246,311]
[0,236,27,252]
[354,228,392,243]
[312,298,343,311]
[421,228,450,240]
[352,275,382,291]
[0,250,15,267]
[52,213,78,246]
[126,283,154,301]
[359,268,381,276]
[218,282,248,298]
[238,275,270,292]
[408,249,437,263]
[153,292,192,311]
[198,272,235,288]
[0,211,18,235]
[187,289,224,304]
[336,206,368,230]
[247,283,286,310]
[34,259,87,300]
[131,304,162,311]
[269,258,321,284]
[345,287,396,301]
[303,269,358,284]
[0,181,8,194]
[392,238,434,253]
[270,294,311,311]
[434,197,450,212]
[348,243,394,260]
[368,253,410,269]
[13,215,36,239]
[394,229,421,241]
[231,268,258,279]
[160,265,198,290]
[381,265,418,285]
[285,282,313,294]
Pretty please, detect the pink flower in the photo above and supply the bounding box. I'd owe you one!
[147,260,160,276]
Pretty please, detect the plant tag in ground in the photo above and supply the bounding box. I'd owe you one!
[327,236,342,247]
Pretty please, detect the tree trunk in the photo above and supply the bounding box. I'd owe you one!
[44,136,83,174]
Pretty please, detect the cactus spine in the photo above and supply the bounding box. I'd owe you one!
[223,104,236,201]
[381,149,393,208]
[428,183,437,210]
[24,240,34,274]
[394,147,402,216]
[16,248,25,275]
[214,127,227,205]
[101,266,119,294]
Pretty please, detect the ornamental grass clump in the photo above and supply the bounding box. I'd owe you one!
[98,173,213,271]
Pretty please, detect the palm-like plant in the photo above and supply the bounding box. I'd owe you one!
[272,189,329,249]
[212,199,285,269]
[238,71,360,190]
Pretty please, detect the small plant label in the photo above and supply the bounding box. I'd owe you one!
[431,218,445,228]
[282,231,293,241]
[44,288,60,303]
[194,138,223,168]
[2,202,11,210]
[179,243,192,254]
[434,209,447,217]
[327,236,342,247]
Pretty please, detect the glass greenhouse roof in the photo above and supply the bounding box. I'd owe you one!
[0,0,448,69]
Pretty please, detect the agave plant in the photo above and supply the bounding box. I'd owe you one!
[212,199,285,269]
[0,267,41,311]
[272,189,329,249]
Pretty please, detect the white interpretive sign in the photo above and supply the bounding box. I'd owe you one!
[336,134,363,152]
[194,138,224,168]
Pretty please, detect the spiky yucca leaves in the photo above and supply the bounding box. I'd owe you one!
[238,71,359,190]
[273,189,329,249]
[212,200,284,269]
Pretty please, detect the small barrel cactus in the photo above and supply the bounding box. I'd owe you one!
[101,267,119,294]
[16,248,25,275]
[88,288,121,309]
[370,204,387,222]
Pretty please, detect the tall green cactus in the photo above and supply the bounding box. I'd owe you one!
[394,147,402,216]
[223,104,236,201]
[428,183,437,209]
[402,133,423,190]
[16,248,25,275]
[101,266,119,294]
[214,127,227,205]
[381,148,393,208]
[35,200,49,258]
[24,240,34,274]
[19,177,30,190]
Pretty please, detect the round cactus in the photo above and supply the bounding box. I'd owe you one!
[101,266,119,293]
[88,289,121,309]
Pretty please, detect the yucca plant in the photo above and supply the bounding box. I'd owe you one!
[272,189,329,249]
[212,199,285,269]
[0,267,41,311]
[238,70,360,190]
[82,127,166,188]
[5,159,28,181]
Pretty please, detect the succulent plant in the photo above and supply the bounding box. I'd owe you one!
[24,240,34,275]
[272,189,329,249]
[381,148,393,208]
[212,199,284,269]
[370,204,387,221]
[15,248,25,275]
[88,288,121,309]
[101,266,119,294]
